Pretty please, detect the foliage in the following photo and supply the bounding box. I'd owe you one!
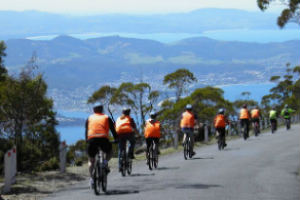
[163,68,197,102]
[66,139,87,165]
[0,49,60,172]
[261,63,300,114]
[257,0,300,27]
[89,82,159,132]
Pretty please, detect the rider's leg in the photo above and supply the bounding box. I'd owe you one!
[118,135,126,169]
[88,157,95,177]
[182,132,186,145]
[154,138,160,154]
[145,138,151,163]
[128,133,136,158]
[188,130,195,153]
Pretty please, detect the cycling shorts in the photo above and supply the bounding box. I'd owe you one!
[87,138,112,158]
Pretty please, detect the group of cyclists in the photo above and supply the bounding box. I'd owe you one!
[85,103,295,189]
[214,104,295,145]
[85,105,161,188]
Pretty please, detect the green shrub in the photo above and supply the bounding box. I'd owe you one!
[39,157,59,171]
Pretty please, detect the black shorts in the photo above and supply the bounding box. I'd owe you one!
[252,118,259,123]
[87,138,112,158]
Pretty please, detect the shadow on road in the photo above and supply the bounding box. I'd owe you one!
[156,166,180,170]
[176,183,221,189]
[223,147,240,151]
[130,173,155,177]
[105,189,139,195]
[190,157,214,160]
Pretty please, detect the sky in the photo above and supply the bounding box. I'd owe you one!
[0,0,284,14]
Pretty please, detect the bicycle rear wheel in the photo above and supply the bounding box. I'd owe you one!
[183,139,188,160]
[121,151,126,177]
[127,158,132,175]
[101,166,107,193]
[188,138,193,158]
[153,144,158,169]
[148,144,153,170]
[93,162,101,195]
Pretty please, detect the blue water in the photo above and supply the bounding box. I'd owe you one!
[57,82,276,145]
[26,29,300,43]
[57,126,85,145]
[220,82,276,102]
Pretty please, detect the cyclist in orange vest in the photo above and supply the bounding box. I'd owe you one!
[214,108,229,147]
[144,111,161,163]
[239,104,251,138]
[180,104,197,157]
[115,108,137,171]
[85,105,118,188]
[251,106,261,134]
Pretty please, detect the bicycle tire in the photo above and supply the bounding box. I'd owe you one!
[188,138,193,158]
[121,151,126,177]
[127,159,132,175]
[153,143,158,169]
[93,162,101,195]
[148,143,153,170]
[183,139,188,160]
[101,167,107,193]
[271,122,275,133]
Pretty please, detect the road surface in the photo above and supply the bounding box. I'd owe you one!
[44,124,300,200]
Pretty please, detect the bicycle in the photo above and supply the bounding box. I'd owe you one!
[183,133,193,160]
[92,147,107,195]
[270,119,276,133]
[147,139,158,170]
[216,130,225,151]
[241,123,249,140]
[119,142,132,177]
[285,118,291,130]
[253,121,259,137]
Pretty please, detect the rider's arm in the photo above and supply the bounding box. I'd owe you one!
[130,118,137,131]
[85,119,88,141]
[108,117,118,140]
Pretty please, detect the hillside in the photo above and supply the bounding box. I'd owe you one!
[4,35,300,110]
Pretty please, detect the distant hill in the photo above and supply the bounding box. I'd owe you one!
[0,9,298,40]
[4,35,300,110]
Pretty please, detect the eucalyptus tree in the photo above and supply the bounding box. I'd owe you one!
[163,68,197,102]
[257,0,300,27]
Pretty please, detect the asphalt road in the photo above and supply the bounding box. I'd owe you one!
[44,124,300,200]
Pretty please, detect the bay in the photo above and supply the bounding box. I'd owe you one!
[26,29,300,43]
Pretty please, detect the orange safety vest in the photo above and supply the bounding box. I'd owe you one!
[87,113,109,140]
[240,108,250,119]
[214,114,226,128]
[251,109,260,119]
[180,111,195,128]
[144,119,160,138]
[116,115,133,134]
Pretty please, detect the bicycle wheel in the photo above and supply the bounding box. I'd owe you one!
[148,144,153,170]
[243,127,247,140]
[188,138,193,158]
[183,139,188,160]
[287,119,291,130]
[121,151,126,177]
[127,158,132,175]
[101,165,107,193]
[217,136,222,151]
[93,162,101,195]
[153,143,158,169]
[254,124,259,136]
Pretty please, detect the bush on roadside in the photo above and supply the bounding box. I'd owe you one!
[39,157,59,171]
